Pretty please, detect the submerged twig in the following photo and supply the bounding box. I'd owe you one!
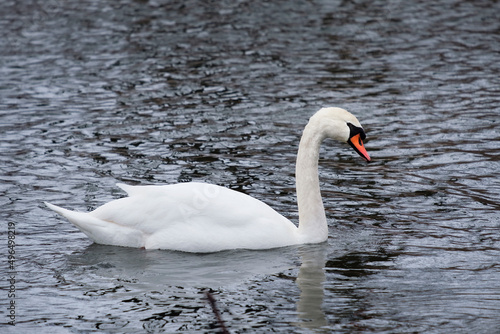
[205,290,230,334]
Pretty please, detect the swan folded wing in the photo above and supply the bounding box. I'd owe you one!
[94,183,293,228]
[141,184,299,251]
[97,183,298,251]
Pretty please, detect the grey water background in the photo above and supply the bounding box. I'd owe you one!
[1,0,500,332]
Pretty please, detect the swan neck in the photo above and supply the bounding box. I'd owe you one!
[295,120,328,243]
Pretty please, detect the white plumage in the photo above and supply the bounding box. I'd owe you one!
[45,107,370,252]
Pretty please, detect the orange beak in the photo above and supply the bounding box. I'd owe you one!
[348,134,371,162]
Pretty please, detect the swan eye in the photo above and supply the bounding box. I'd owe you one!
[346,122,366,141]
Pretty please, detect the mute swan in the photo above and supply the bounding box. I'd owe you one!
[45,107,370,252]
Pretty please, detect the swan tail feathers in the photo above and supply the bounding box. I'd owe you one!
[44,202,78,219]
[44,201,109,234]
[44,202,143,247]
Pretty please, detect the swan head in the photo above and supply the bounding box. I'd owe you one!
[313,107,371,162]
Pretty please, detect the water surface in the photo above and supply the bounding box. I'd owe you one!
[1,0,500,332]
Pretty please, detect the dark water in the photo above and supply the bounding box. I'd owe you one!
[1,0,500,332]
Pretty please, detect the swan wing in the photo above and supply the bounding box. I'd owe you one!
[47,183,299,252]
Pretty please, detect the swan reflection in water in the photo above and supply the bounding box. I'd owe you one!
[64,243,329,330]
[295,244,329,331]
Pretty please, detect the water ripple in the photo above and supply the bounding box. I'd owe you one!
[1,0,500,332]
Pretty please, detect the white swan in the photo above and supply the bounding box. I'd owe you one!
[45,107,370,252]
